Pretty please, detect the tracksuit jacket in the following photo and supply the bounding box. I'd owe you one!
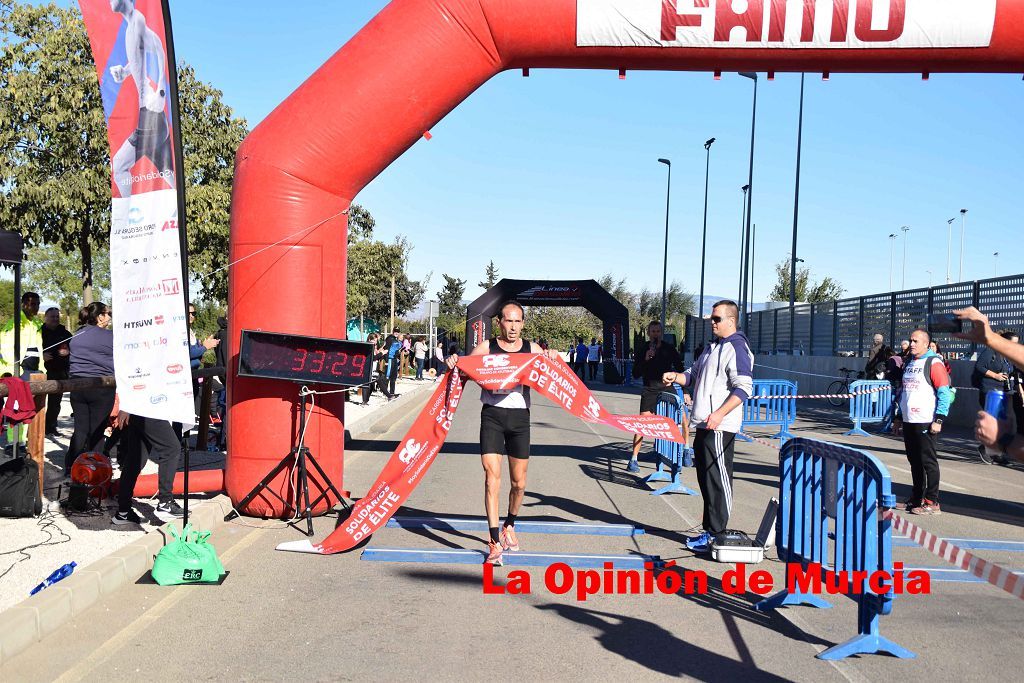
[684,331,754,433]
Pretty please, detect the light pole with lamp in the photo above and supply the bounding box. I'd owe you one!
[994,252,999,278]
[888,233,897,291]
[739,71,758,329]
[789,73,806,352]
[958,208,967,282]
[657,158,671,330]
[925,269,933,288]
[900,225,910,289]
[945,217,955,284]
[698,138,715,344]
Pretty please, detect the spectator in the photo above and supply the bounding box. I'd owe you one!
[892,328,952,515]
[956,307,1024,464]
[971,328,1016,458]
[187,303,219,421]
[629,320,684,473]
[65,302,115,475]
[929,340,952,375]
[865,333,893,380]
[211,309,228,448]
[400,334,412,377]
[112,410,185,522]
[413,336,428,380]
[358,332,381,404]
[662,301,753,552]
[41,307,72,436]
[567,341,575,367]
[433,340,445,378]
[0,291,43,377]
[380,328,403,399]
[587,337,601,381]
[574,338,589,379]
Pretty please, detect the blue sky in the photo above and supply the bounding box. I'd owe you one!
[74,2,1024,307]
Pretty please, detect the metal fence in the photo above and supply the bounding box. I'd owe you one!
[684,273,1024,359]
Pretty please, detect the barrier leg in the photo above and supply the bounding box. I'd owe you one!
[737,432,753,442]
[644,458,697,496]
[844,419,872,438]
[817,600,914,660]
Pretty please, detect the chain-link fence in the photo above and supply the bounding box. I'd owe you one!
[684,273,1024,359]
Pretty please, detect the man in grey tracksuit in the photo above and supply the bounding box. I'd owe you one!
[664,300,753,552]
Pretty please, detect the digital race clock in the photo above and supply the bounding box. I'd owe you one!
[238,330,374,387]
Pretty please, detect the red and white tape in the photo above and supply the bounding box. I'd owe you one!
[750,385,890,400]
[884,510,1024,601]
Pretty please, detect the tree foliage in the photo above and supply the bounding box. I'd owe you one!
[478,260,499,291]
[437,274,466,317]
[0,2,247,305]
[769,258,844,303]
[23,243,110,323]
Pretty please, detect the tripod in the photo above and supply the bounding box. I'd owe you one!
[227,385,348,535]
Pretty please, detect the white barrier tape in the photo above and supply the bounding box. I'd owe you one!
[884,510,1024,601]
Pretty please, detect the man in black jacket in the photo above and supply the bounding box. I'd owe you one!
[865,333,893,380]
[41,308,72,435]
[628,320,683,473]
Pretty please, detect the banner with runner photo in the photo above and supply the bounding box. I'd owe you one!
[79,0,194,426]
[278,353,685,555]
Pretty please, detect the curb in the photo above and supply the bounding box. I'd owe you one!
[344,380,436,445]
[0,495,233,667]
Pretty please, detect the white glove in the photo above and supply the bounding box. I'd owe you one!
[142,86,166,112]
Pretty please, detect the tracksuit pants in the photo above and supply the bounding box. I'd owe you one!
[902,422,940,503]
[693,428,735,536]
[117,416,182,510]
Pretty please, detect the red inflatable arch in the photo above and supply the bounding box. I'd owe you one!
[225,0,1024,516]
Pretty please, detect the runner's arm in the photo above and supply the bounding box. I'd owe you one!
[955,307,1024,372]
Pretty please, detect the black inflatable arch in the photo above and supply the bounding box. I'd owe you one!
[464,279,630,382]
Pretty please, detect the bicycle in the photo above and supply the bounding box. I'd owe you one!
[827,367,865,407]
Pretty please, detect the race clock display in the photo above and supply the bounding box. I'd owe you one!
[238,330,374,387]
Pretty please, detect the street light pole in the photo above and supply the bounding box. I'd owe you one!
[888,233,897,291]
[657,158,672,331]
[959,208,967,282]
[789,73,805,314]
[900,225,910,289]
[698,138,715,345]
[945,217,955,284]
[738,184,749,305]
[994,252,999,278]
[739,72,758,329]
[925,269,933,288]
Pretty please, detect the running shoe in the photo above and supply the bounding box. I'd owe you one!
[484,540,503,566]
[111,509,142,525]
[500,525,520,552]
[155,499,185,519]
[911,500,941,515]
[627,459,640,473]
[899,499,921,511]
[685,531,712,552]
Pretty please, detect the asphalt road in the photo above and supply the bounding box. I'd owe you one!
[3,384,1022,682]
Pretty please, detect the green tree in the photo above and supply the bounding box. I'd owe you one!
[0,2,247,304]
[438,274,466,317]
[347,203,375,244]
[347,233,425,327]
[478,260,499,291]
[769,258,844,303]
[22,243,110,322]
[522,306,596,351]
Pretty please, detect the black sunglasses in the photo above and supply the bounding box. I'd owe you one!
[188,311,196,316]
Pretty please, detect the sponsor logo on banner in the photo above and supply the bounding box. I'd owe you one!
[472,319,485,349]
[124,318,154,329]
[577,0,997,49]
[166,363,183,374]
[517,285,582,302]
[482,355,510,368]
[150,394,168,404]
[398,438,425,464]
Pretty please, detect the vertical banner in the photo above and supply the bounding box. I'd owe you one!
[78,0,194,426]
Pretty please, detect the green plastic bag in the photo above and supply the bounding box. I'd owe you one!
[151,523,225,586]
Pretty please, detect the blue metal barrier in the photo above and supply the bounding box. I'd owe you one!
[644,390,696,496]
[754,438,914,661]
[845,380,893,437]
[738,380,797,443]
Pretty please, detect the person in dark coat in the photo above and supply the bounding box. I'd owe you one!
[41,307,72,435]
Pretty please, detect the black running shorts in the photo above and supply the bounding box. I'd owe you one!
[480,404,531,459]
[639,386,663,414]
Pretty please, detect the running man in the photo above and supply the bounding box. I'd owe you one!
[107,0,175,198]
[446,301,559,566]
